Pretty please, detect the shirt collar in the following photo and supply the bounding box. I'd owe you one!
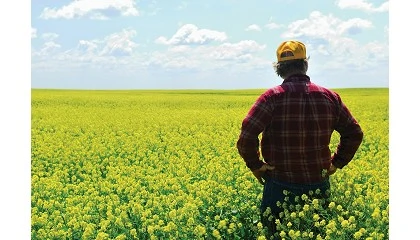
[283,74,311,84]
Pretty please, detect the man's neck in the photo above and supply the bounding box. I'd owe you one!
[282,71,307,79]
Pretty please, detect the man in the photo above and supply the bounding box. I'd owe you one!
[236,40,363,237]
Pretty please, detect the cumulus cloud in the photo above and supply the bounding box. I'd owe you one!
[336,0,389,12]
[41,33,59,41]
[155,24,228,45]
[245,24,262,31]
[283,11,372,39]
[71,29,138,57]
[33,41,62,57]
[149,39,267,70]
[281,11,387,71]
[32,28,140,72]
[100,29,138,56]
[337,18,373,35]
[40,0,139,20]
[78,40,99,53]
[209,40,266,60]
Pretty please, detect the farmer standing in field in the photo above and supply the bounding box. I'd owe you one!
[236,40,363,238]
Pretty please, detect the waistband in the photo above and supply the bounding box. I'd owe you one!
[263,173,330,189]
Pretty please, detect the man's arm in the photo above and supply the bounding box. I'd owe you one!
[332,95,364,169]
[237,94,273,171]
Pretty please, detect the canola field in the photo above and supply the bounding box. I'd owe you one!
[31,88,389,240]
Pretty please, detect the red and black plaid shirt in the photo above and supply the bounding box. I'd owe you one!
[237,74,363,184]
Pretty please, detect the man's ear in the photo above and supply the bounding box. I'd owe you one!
[304,59,309,72]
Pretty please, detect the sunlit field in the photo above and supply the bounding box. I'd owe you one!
[31,88,388,239]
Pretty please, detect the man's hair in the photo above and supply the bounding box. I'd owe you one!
[275,59,307,78]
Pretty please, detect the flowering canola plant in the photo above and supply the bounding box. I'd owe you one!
[32,89,388,239]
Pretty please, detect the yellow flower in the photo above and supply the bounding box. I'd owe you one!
[147,226,155,235]
[168,209,177,219]
[309,232,314,238]
[218,219,227,229]
[280,231,286,238]
[194,225,206,236]
[312,199,320,209]
[354,231,363,239]
[288,230,295,238]
[326,220,336,230]
[298,211,305,218]
[341,220,349,228]
[129,229,137,238]
[95,232,109,240]
[115,234,126,240]
[212,229,221,239]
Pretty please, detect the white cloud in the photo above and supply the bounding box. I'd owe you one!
[265,16,283,30]
[149,40,267,70]
[32,21,268,74]
[32,28,140,72]
[281,11,387,71]
[41,33,59,41]
[283,11,372,39]
[40,0,139,20]
[31,28,37,38]
[245,24,262,31]
[336,0,389,12]
[265,22,282,30]
[100,29,138,56]
[155,24,228,45]
[78,40,99,53]
[337,18,373,35]
[33,41,62,57]
[210,40,266,60]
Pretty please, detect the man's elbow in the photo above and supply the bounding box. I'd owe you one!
[355,125,364,144]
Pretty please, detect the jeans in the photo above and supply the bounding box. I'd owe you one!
[260,174,331,239]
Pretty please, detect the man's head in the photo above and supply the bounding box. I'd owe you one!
[274,40,309,79]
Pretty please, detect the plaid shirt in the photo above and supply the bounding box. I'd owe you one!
[237,74,363,184]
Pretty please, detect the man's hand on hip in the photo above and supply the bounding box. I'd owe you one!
[252,164,275,185]
[328,163,337,176]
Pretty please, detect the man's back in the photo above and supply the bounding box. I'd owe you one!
[237,74,363,184]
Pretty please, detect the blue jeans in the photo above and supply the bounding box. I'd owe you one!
[260,174,331,238]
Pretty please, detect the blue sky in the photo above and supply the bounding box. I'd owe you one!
[31,0,389,90]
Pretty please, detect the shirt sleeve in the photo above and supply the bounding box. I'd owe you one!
[237,93,273,171]
[332,93,364,169]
